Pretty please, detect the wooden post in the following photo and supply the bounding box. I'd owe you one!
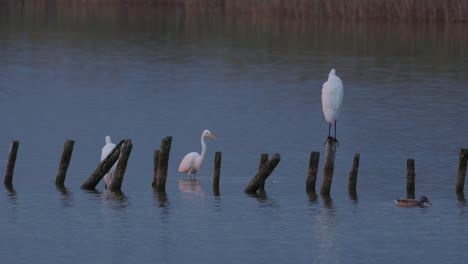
[320,140,337,195]
[407,159,415,199]
[244,153,281,194]
[55,139,75,186]
[306,151,320,192]
[4,141,19,186]
[81,140,124,190]
[109,140,133,192]
[213,151,222,196]
[456,149,468,193]
[348,153,360,191]
[258,153,269,192]
[155,136,172,192]
[152,149,160,187]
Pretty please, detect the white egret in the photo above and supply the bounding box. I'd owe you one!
[178,129,216,179]
[321,68,344,143]
[101,136,117,188]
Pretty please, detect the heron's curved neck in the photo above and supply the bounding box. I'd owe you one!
[200,135,207,160]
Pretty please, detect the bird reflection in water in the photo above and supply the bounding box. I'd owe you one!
[178,179,205,198]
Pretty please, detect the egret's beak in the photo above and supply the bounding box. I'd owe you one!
[426,201,432,206]
[208,133,217,140]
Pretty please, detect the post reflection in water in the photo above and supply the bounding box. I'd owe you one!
[457,192,466,207]
[154,189,170,208]
[348,189,358,203]
[316,193,338,264]
[56,185,73,207]
[5,184,17,204]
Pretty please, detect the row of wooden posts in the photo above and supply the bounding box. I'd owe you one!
[3,138,468,196]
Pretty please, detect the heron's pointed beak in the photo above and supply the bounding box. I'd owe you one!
[209,134,217,140]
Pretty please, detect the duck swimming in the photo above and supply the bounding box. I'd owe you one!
[394,196,432,208]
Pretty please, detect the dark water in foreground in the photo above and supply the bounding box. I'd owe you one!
[1,10,468,263]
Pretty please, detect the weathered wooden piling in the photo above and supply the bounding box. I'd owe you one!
[213,151,222,196]
[407,159,415,199]
[152,149,160,187]
[155,136,172,192]
[258,153,269,192]
[55,139,75,186]
[244,153,281,194]
[81,140,124,190]
[456,149,468,193]
[109,140,133,192]
[306,151,320,192]
[348,153,360,191]
[4,141,19,186]
[320,140,337,195]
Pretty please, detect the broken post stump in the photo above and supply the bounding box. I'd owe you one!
[244,153,281,194]
[152,149,160,187]
[155,136,172,192]
[4,141,19,186]
[81,140,124,190]
[320,139,337,195]
[213,151,222,196]
[407,159,415,199]
[258,153,269,192]
[348,153,360,191]
[306,151,320,192]
[55,139,75,186]
[456,149,468,194]
[109,139,133,192]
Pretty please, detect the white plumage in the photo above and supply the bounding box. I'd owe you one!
[321,69,344,141]
[178,130,216,179]
[101,136,117,188]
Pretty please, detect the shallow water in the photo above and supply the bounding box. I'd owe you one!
[1,9,468,263]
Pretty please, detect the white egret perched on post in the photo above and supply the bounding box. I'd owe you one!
[178,129,217,179]
[321,69,344,144]
[101,136,117,188]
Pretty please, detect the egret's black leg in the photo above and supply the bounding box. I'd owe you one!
[334,121,339,146]
[324,123,333,144]
[334,120,337,139]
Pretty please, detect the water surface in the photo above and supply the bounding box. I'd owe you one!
[1,9,468,264]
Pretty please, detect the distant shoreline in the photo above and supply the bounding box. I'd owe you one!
[3,0,468,23]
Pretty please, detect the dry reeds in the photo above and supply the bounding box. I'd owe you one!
[3,0,468,23]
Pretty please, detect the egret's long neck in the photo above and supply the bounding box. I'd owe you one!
[200,135,207,161]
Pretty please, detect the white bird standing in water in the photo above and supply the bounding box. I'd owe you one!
[321,69,344,143]
[101,136,117,188]
[178,130,216,179]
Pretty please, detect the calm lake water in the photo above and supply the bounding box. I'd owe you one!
[1,8,468,264]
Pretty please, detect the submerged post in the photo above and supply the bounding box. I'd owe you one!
[456,149,468,194]
[258,153,269,192]
[4,141,19,186]
[81,140,124,190]
[55,139,75,186]
[109,140,133,192]
[213,151,222,196]
[407,159,415,199]
[155,136,172,192]
[152,149,160,187]
[320,140,337,195]
[348,153,360,191]
[306,151,320,192]
[244,153,281,194]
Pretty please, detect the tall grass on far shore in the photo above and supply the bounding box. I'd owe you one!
[2,0,468,23]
